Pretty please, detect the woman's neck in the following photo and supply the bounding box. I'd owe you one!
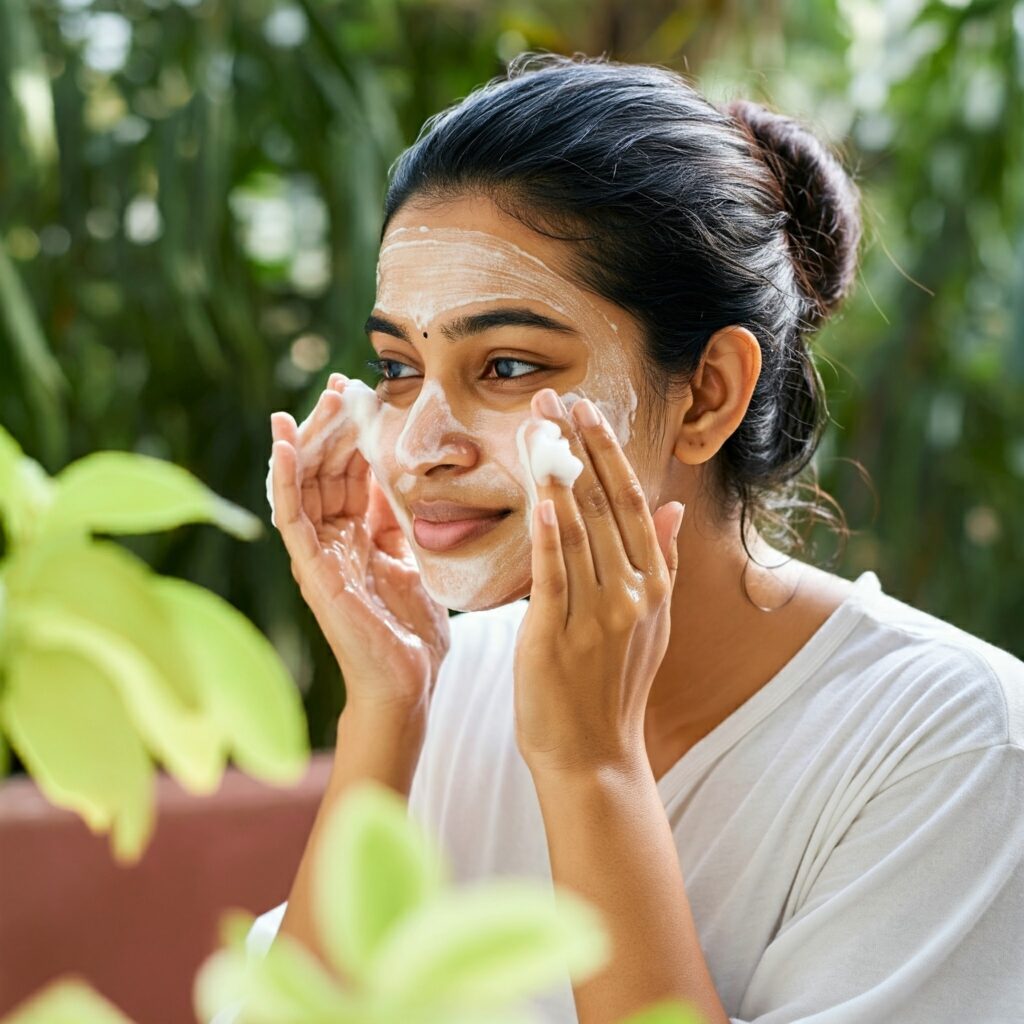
[644,512,849,772]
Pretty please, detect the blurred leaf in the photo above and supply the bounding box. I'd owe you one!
[151,574,308,783]
[0,977,137,1024]
[0,0,58,171]
[193,910,363,1024]
[5,536,201,710]
[0,241,67,464]
[1,646,155,863]
[40,451,262,541]
[0,726,10,779]
[314,781,447,982]
[618,999,709,1024]
[0,425,55,550]
[13,601,223,796]
[365,879,611,1013]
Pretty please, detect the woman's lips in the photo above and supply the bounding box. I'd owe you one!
[412,511,511,552]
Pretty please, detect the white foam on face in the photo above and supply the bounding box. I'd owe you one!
[513,417,584,538]
[394,378,468,471]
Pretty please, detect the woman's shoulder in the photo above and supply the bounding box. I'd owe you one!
[841,572,1023,753]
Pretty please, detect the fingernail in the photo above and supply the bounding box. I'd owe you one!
[540,500,557,527]
[575,399,600,428]
[537,389,561,419]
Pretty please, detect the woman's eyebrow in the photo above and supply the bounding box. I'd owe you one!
[363,307,579,345]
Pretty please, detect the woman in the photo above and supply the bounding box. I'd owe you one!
[237,54,1023,1023]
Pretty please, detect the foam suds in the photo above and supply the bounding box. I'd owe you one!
[514,417,584,538]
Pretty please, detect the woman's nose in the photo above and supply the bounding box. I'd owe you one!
[394,381,478,474]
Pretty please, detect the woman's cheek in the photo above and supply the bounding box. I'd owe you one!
[363,406,416,533]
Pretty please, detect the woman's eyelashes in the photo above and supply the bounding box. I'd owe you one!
[365,356,548,386]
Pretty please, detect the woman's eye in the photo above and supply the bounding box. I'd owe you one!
[366,358,418,381]
[486,357,543,380]
[366,356,544,384]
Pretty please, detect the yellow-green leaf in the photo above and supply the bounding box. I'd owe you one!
[0,726,11,779]
[365,879,611,1014]
[0,424,55,549]
[0,422,21,491]
[617,999,709,1024]
[0,647,155,863]
[150,575,308,784]
[14,603,223,795]
[0,977,138,1024]
[5,537,201,710]
[314,782,447,982]
[193,911,363,1024]
[40,451,261,541]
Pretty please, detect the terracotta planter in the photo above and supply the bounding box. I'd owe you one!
[0,752,334,1024]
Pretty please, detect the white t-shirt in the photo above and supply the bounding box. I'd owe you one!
[217,570,1024,1023]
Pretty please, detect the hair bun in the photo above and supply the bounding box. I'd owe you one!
[725,99,862,328]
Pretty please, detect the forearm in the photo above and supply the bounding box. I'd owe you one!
[530,760,730,1024]
[276,696,430,981]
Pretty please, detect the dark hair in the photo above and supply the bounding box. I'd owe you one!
[381,52,862,569]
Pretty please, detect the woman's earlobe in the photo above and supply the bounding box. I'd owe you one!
[672,432,716,465]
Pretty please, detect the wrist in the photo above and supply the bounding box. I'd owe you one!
[330,697,429,798]
[339,692,428,733]
[525,749,651,791]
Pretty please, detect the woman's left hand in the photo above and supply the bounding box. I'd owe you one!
[513,387,685,777]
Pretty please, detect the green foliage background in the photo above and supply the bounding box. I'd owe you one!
[1,0,1021,754]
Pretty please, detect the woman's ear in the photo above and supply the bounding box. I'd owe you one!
[672,326,762,465]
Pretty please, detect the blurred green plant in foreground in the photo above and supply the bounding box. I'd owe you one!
[0,422,309,862]
[1,781,708,1024]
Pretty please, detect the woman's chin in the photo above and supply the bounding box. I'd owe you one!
[419,571,532,613]
[462,577,532,611]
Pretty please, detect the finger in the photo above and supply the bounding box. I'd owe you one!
[271,411,298,444]
[271,406,324,527]
[525,416,596,603]
[533,389,627,587]
[270,439,320,565]
[572,398,658,574]
[653,502,685,593]
[530,499,568,628]
[298,388,347,524]
[319,381,369,518]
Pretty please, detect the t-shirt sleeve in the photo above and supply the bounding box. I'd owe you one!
[730,742,1024,1024]
[204,901,288,1024]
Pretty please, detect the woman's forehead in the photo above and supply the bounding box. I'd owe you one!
[374,224,626,343]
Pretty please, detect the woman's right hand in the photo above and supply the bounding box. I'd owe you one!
[269,373,451,716]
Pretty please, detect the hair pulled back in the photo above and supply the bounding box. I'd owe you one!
[381,52,862,563]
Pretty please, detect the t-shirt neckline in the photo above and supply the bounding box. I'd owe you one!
[654,569,882,801]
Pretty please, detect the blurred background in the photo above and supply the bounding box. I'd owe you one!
[1,0,1022,759]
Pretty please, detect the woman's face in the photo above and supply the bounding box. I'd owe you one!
[359,195,657,611]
